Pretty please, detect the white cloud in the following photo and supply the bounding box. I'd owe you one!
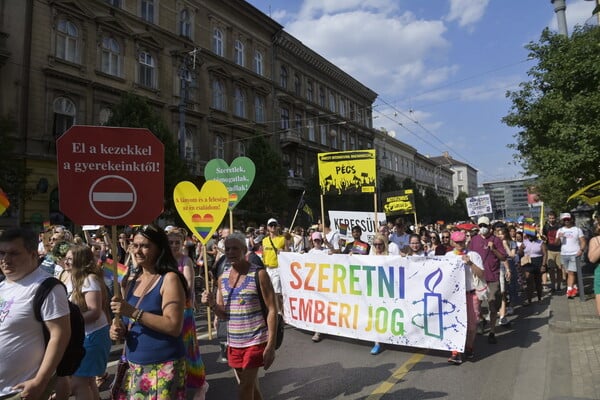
[445,0,490,28]
[285,8,450,97]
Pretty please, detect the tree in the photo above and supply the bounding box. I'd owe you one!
[0,115,28,217]
[105,93,192,220]
[238,135,287,223]
[503,26,600,212]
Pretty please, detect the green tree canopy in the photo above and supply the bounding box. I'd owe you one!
[503,26,600,211]
[105,93,191,220]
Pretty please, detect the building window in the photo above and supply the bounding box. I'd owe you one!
[141,0,155,23]
[179,9,192,38]
[184,126,194,163]
[234,40,244,66]
[339,97,346,117]
[294,74,301,96]
[234,87,245,118]
[295,113,302,130]
[330,129,338,149]
[101,37,121,76]
[296,156,304,177]
[105,0,121,7]
[349,134,355,150]
[138,51,155,88]
[99,107,112,125]
[320,124,327,145]
[254,95,265,123]
[340,130,347,150]
[457,170,463,181]
[211,79,225,110]
[306,80,313,102]
[319,86,325,107]
[280,66,288,89]
[53,97,76,137]
[214,135,224,159]
[307,119,315,141]
[56,20,79,63]
[236,141,246,157]
[212,28,224,56]
[280,107,290,129]
[329,92,336,112]
[254,50,263,75]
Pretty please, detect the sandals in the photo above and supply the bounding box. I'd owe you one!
[96,372,109,388]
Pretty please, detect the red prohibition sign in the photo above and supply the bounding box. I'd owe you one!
[88,175,137,220]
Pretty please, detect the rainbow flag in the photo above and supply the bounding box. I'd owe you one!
[0,189,9,215]
[523,223,537,237]
[351,241,369,255]
[228,193,238,209]
[102,258,128,283]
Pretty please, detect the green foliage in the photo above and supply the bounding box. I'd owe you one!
[0,115,27,209]
[238,134,287,222]
[105,93,192,220]
[503,26,600,211]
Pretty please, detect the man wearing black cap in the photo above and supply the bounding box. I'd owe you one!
[261,218,290,313]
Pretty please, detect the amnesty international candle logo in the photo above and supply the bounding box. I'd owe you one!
[317,150,377,195]
[173,180,229,244]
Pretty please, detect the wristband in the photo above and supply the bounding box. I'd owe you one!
[137,309,145,323]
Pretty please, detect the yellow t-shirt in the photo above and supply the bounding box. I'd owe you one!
[262,235,286,268]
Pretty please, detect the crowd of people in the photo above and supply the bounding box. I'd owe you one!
[0,208,599,399]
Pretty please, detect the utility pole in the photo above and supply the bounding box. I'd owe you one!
[551,0,568,36]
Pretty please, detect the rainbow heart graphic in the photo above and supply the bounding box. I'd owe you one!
[173,180,229,244]
[204,157,255,210]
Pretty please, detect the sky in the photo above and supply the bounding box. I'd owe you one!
[245,0,598,184]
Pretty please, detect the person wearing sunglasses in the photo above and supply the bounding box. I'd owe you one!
[435,230,453,255]
[110,224,189,399]
[261,218,290,315]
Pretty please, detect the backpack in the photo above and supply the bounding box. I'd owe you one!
[33,277,86,377]
[254,267,284,349]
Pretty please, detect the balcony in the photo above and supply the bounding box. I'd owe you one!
[280,128,302,147]
[286,174,305,190]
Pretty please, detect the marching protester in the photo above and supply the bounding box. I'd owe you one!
[518,230,547,305]
[369,233,391,355]
[261,218,289,315]
[307,231,333,343]
[202,232,277,400]
[166,227,208,399]
[63,245,111,400]
[0,228,71,400]
[555,213,587,299]
[446,230,484,365]
[109,224,188,399]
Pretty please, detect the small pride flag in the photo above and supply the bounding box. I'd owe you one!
[193,213,214,239]
[102,258,129,283]
[228,193,238,208]
[523,223,537,237]
[351,241,369,255]
[0,188,9,215]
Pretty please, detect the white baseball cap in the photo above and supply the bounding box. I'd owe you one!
[267,218,278,225]
[559,213,571,220]
[477,216,490,226]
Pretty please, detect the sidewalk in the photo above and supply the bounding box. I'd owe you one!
[547,272,600,400]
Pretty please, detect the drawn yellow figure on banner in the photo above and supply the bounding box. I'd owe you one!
[318,150,377,195]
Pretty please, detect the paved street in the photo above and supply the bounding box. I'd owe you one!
[98,271,600,400]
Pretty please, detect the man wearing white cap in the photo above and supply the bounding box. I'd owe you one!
[261,218,290,313]
[467,216,507,344]
[555,213,587,299]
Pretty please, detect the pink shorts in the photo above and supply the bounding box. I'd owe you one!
[228,343,267,369]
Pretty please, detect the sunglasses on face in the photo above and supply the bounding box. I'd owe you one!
[373,242,384,246]
[268,223,277,227]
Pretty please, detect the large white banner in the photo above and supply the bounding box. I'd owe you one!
[279,253,468,352]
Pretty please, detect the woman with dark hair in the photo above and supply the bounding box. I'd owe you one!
[518,232,547,305]
[110,224,188,399]
[64,245,111,400]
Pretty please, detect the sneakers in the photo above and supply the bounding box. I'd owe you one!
[567,288,578,299]
[506,306,514,316]
[448,351,462,365]
[464,348,474,360]
[488,332,497,344]
[217,343,228,364]
[311,332,322,342]
[370,343,382,355]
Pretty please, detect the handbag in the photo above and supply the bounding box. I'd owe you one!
[520,255,532,266]
[473,275,489,302]
[109,274,158,399]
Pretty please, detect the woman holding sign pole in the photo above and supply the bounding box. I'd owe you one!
[109,224,188,399]
[369,234,390,355]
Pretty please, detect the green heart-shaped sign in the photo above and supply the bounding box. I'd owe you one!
[204,157,256,210]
